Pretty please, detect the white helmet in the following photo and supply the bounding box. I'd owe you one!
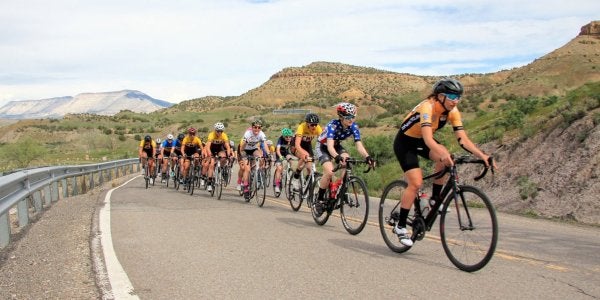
[156,138,161,143]
[214,122,225,131]
[266,140,273,146]
[167,134,174,140]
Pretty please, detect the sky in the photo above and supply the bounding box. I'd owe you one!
[0,0,598,106]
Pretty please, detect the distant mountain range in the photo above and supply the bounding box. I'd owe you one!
[0,90,173,119]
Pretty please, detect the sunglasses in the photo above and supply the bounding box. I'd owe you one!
[253,126,262,129]
[342,115,355,120]
[444,93,461,101]
[308,123,318,127]
[216,130,223,133]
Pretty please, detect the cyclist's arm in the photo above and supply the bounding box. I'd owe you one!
[422,126,452,165]
[354,140,369,158]
[454,130,496,169]
[326,138,339,159]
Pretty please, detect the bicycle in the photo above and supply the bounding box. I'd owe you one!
[244,156,266,207]
[184,155,200,195]
[289,158,319,211]
[173,156,182,190]
[208,155,229,199]
[310,157,373,235]
[378,155,498,272]
[282,157,297,201]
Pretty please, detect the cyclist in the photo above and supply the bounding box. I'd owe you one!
[158,134,176,182]
[391,78,496,246]
[291,113,323,191]
[138,135,157,178]
[229,140,237,163]
[170,133,185,181]
[274,128,295,194]
[180,127,203,186]
[238,120,268,194]
[202,122,233,192]
[314,103,375,216]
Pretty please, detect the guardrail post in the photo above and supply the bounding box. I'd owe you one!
[43,185,51,206]
[52,182,59,202]
[62,179,68,198]
[90,173,95,190]
[18,198,29,227]
[0,213,9,249]
[130,164,134,174]
[72,176,78,196]
[108,168,113,181]
[99,170,104,185]
[81,175,87,194]
[33,191,42,212]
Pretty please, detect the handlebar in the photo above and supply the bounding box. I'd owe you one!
[332,157,376,174]
[454,155,495,181]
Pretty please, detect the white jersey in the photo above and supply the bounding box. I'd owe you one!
[242,129,266,150]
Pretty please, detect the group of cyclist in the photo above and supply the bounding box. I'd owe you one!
[138,78,496,246]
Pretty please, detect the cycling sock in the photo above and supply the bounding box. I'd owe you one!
[317,188,326,200]
[398,208,410,227]
[432,183,443,200]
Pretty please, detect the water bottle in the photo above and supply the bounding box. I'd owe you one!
[419,192,430,215]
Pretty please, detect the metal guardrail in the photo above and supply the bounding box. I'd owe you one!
[0,158,140,249]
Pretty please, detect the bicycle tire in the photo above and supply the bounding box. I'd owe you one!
[378,180,412,253]
[215,167,223,200]
[311,175,331,225]
[440,185,498,272]
[289,173,303,211]
[174,164,180,190]
[285,169,293,201]
[264,165,271,187]
[255,169,266,207]
[340,176,369,235]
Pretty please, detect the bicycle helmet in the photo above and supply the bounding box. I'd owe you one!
[337,102,357,117]
[305,113,320,124]
[188,127,196,134]
[177,133,185,140]
[251,119,263,127]
[167,134,174,140]
[432,78,464,96]
[266,140,273,146]
[214,122,225,131]
[281,128,293,137]
[156,138,161,144]
[144,135,151,142]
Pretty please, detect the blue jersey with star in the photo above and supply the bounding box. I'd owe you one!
[318,119,361,144]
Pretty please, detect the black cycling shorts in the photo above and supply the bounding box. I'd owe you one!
[393,132,439,172]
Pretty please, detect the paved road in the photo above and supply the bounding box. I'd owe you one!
[108,175,600,299]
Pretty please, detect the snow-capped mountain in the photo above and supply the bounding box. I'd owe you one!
[0,90,173,119]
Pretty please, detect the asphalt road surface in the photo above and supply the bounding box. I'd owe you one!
[105,175,600,299]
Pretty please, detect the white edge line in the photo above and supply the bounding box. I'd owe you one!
[100,176,141,300]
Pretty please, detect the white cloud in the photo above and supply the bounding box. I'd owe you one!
[0,0,598,106]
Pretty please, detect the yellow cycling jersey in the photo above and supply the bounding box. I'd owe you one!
[139,140,157,150]
[295,122,323,144]
[206,131,229,145]
[268,145,275,153]
[182,136,203,149]
[400,98,464,138]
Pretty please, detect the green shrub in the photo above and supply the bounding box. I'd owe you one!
[517,176,538,200]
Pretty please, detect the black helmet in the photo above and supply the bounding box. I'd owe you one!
[305,113,320,124]
[177,133,185,140]
[144,135,151,142]
[433,78,464,96]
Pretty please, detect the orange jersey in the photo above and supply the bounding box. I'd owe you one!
[400,98,464,138]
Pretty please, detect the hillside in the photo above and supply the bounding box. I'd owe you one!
[1,21,599,225]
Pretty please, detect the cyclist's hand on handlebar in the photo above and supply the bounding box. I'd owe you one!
[365,156,375,167]
[482,154,497,171]
[334,155,342,164]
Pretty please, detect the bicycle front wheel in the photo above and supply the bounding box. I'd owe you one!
[289,173,304,211]
[440,185,498,272]
[378,180,412,253]
[340,176,369,235]
[255,170,266,207]
[311,175,331,225]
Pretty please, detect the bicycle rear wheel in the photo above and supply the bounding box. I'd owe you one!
[340,176,369,235]
[255,169,266,207]
[378,180,412,253]
[216,168,223,200]
[440,185,498,272]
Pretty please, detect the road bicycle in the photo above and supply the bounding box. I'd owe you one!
[208,156,229,199]
[272,157,293,198]
[378,155,498,272]
[183,155,200,195]
[310,157,373,235]
[264,155,272,188]
[244,156,266,207]
[282,157,297,201]
[173,156,182,190]
[289,158,319,211]
[142,156,157,189]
